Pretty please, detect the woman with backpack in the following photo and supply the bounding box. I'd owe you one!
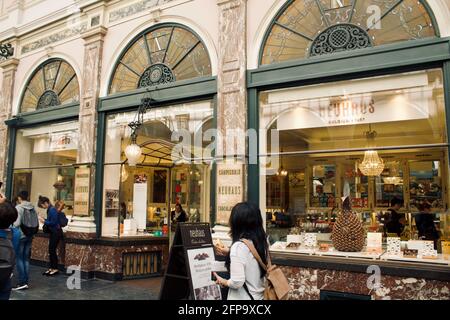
[38,196,62,276]
[213,202,268,300]
[0,196,20,300]
[12,191,39,290]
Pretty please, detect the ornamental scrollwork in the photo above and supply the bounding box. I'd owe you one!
[310,24,372,57]
[37,90,60,110]
[138,64,176,88]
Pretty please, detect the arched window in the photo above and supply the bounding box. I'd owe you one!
[19,59,80,113]
[109,24,212,94]
[261,0,438,65]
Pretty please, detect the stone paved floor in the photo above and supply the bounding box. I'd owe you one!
[10,265,162,300]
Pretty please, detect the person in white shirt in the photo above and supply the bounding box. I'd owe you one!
[213,202,268,300]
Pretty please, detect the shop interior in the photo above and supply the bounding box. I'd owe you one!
[102,101,213,238]
[260,69,450,259]
[12,121,79,221]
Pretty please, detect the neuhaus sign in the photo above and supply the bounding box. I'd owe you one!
[318,97,375,125]
[275,90,431,131]
[216,163,243,225]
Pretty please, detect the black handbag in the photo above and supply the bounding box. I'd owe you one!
[42,224,50,234]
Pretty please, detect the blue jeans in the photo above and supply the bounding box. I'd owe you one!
[16,236,33,285]
[0,278,11,300]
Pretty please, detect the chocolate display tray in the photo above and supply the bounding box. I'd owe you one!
[380,253,450,266]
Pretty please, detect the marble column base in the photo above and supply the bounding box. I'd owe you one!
[67,216,96,233]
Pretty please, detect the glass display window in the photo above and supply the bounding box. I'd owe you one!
[19,59,80,113]
[109,25,212,94]
[261,0,437,65]
[12,121,84,221]
[102,100,214,237]
[260,69,449,263]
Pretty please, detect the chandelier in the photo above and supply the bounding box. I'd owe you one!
[276,152,288,176]
[358,125,384,176]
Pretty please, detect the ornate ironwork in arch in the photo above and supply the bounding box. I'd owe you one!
[310,24,372,57]
[37,90,60,109]
[261,0,438,65]
[138,63,176,88]
[109,23,212,95]
[19,58,80,113]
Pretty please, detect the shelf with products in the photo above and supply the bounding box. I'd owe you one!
[309,164,337,209]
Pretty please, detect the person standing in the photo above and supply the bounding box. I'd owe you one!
[12,191,39,290]
[171,203,187,224]
[38,196,62,276]
[415,202,440,248]
[0,197,20,300]
[385,197,406,237]
[213,202,267,300]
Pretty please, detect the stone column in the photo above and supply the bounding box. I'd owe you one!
[215,0,247,230]
[67,26,107,235]
[0,57,19,193]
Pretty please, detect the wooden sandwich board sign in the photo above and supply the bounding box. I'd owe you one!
[159,222,222,300]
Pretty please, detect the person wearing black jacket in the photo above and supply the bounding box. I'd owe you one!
[415,202,440,248]
[385,197,406,237]
[171,203,187,224]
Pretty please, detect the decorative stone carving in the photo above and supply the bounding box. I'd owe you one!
[310,24,372,57]
[109,0,175,23]
[215,0,247,225]
[21,23,88,54]
[0,58,18,187]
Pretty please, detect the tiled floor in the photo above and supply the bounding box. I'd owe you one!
[10,265,162,300]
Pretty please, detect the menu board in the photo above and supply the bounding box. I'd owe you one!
[133,174,148,231]
[187,247,221,300]
[73,167,90,216]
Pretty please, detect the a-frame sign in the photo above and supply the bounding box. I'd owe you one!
[159,222,220,300]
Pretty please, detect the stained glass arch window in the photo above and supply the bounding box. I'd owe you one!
[261,0,438,65]
[19,59,80,113]
[109,24,212,95]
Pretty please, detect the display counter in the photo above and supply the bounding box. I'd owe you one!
[31,231,169,280]
[270,246,450,300]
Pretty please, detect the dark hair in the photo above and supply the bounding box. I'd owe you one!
[417,201,432,211]
[175,203,182,210]
[18,190,29,201]
[391,197,403,207]
[0,202,18,229]
[225,202,268,278]
[38,195,51,208]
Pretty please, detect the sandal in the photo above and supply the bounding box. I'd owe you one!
[42,269,51,276]
[48,269,59,276]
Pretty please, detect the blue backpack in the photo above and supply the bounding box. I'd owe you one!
[58,211,69,228]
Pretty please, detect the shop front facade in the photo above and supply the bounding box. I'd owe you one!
[0,0,450,298]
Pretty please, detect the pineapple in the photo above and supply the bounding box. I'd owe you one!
[331,197,365,252]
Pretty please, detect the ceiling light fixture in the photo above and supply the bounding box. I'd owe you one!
[358,124,385,176]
